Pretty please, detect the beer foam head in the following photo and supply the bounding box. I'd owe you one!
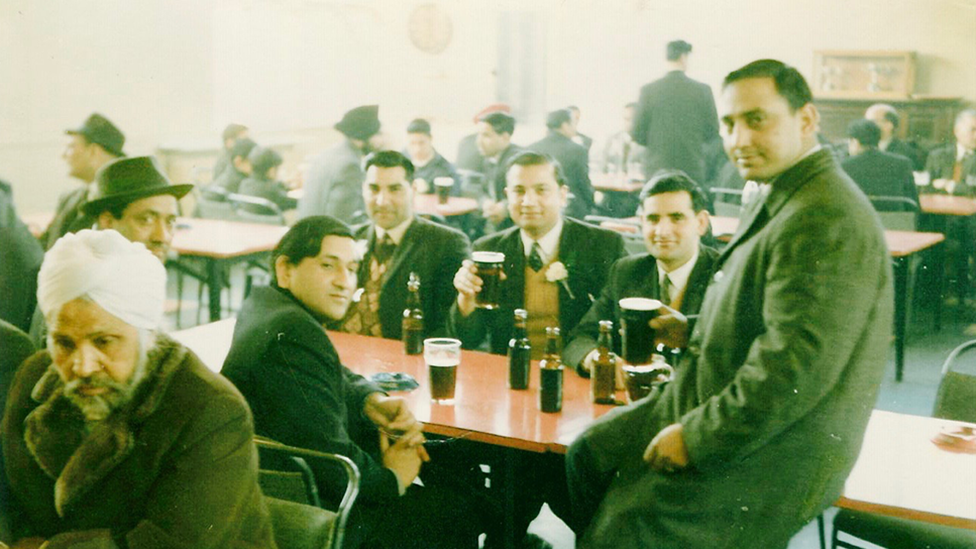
[472,251,505,264]
[619,297,662,311]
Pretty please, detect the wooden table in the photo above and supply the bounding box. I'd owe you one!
[171,218,288,322]
[173,321,976,531]
[920,194,976,217]
[838,410,976,529]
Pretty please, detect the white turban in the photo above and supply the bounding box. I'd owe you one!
[37,229,166,330]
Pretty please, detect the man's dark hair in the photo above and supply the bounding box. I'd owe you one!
[363,150,415,181]
[847,119,881,148]
[546,109,573,130]
[230,138,258,161]
[638,169,709,212]
[406,118,431,136]
[880,107,900,129]
[479,112,516,137]
[723,59,813,112]
[248,146,283,180]
[666,40,692,61]
[270,216,354,286]
[222,123,248,144]
[506,151,567,188]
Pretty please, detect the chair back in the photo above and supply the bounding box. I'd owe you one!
[868,196,918,231]
[253,436,360,549]
[933,340,976,422]
[264,496,335,549]
[229,194,285,225]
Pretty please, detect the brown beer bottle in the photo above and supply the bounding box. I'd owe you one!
[402,272,424,355]
[591,320,617,404]
[538,327,564,413]
[508,309,531,390]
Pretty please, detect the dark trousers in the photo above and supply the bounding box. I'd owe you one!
[564,436,615,537]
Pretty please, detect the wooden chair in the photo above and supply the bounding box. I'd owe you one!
[830,340,976,549]
[253,436,360,549]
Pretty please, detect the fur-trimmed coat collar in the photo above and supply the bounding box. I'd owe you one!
[23,333,186,517]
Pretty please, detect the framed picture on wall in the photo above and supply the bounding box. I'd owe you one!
[813,50,916,100]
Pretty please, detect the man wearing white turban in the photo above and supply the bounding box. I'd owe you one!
[1,230,275,548]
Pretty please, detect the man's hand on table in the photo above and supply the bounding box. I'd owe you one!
[644,423,689,473]
[366,393,430,462]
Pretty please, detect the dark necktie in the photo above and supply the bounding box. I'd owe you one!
[660,274,672,306]
[528,243,544,272]
[374,235,396,265]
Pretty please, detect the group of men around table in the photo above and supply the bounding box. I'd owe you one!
[1,57,902,549]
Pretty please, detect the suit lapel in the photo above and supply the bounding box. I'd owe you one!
[716,191,769,269]
[357,225,377,284]
[383,219,421,289]
[499,229,526,311]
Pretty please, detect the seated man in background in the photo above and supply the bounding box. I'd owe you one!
[213,123,249,181]
[29,156,192,347]
[472,111,524,232]
[864,104,926,170]
[924,109,976,197]
[601,102,646,174]
[299,105,384,225]
[222,216,484,549]
[455,103,511,175]
[404,118,460,195]
[340,151,469,340]
[2,230,274,548]
[841,119,918,211]
[565,170,719,375]
[238,146,297,213]
[212,137,257,195]
[529,109,595,220]
[41,113,126,250]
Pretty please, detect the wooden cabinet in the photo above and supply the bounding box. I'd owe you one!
[814,97,964,148]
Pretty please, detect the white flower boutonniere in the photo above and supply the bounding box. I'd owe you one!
[545,261,575,299]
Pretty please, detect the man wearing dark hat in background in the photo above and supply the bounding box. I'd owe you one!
[529,109,595,219]
[40,113,126,250]
[404,118,460,195]
[632,40,719,184]
[212,123,249,181]
[28,156,192,347]
[299,105,384,225]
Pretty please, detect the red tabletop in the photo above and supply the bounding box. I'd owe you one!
[920,194,976,217]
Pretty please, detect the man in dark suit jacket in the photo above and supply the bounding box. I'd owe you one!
[470,112,524,232]
[40,113,126,250]
[568,60,892,549]
[299,105,384,224]
[222,216,484,549]
[565,171,719,374]
[451,151,626,357]
[211,123,248,181]
[405,118,462,195]
[923,109,976,198]
[567,105,594,152]
[632,40,719,184]
[529,109,596,220]
[865,103,926,170]
[0,180,43,332]
[211,137,257,195]
[340,151,470,341]
[841,119,919,211]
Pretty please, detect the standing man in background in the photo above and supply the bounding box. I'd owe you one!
[632,40,719,184]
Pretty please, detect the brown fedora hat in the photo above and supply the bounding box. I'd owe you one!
[82,156,193,216]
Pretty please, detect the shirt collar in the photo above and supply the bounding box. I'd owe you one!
[656,246,699,293]
[374,217,413,246]
[957,143,972,162]
[520,217,564,261]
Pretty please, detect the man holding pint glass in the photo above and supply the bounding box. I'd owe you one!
[222,216,485,549]
[565,60,892,549]
[448,151,625,545]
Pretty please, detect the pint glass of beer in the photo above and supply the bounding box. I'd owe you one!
[472,251,505,309]
[619,297,662,366]
[434,177,454,204]
[424,338,461,404]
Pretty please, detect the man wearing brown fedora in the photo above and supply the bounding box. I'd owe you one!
[299,105,385,225]
[28,156,191,348]
[40,113,126,250]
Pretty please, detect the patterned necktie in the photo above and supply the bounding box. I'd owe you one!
[528,243,544,272]
[374,235,396,265]
[660,274,672,306]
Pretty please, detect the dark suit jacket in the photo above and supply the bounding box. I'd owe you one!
[576,150,892,549]
[632,70,719,183]
[213,167,246,194]
[298,140,367,224]
[924,145,976,197]
[0,182,44,332]
[352,217,471,340]
[529,131,596,218]
[449,218,626,355]
[238,176,297,212]
[411,151,461,195]
[884,138,926,171]
[0,320,33,540]
[841,148,919,210]
[222,285,398,506]
[483,144,525,203]
[39,187,96,250]
[564,246,719,372]
[455,133,484,173]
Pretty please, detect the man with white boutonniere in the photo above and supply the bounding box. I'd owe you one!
[447,151,625,548]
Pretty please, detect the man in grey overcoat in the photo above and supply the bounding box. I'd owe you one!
[566,59,893,549]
